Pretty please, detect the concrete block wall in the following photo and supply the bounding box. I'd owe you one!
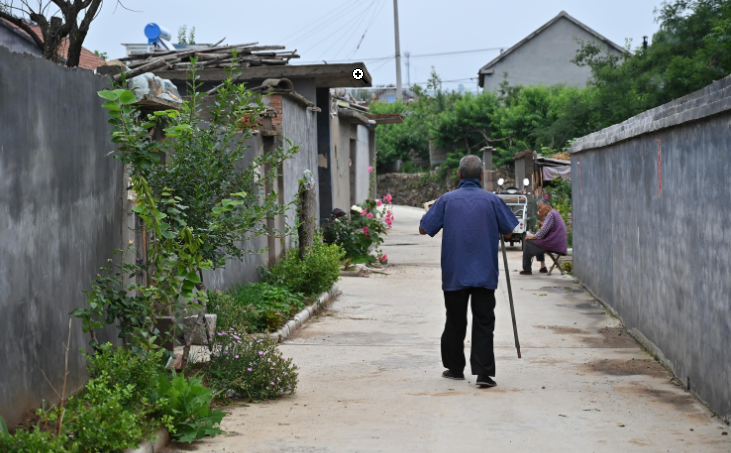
[0,47,323,425]
[570,74,731,421]
[0,47,124,428]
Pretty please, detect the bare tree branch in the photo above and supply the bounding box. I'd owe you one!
[0,9,45,49]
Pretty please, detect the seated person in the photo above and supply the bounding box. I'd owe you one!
[520,199,568,275]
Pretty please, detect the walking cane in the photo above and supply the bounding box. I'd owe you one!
[500,235,522,358]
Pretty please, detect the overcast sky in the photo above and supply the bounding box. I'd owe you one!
[84,0,663,91]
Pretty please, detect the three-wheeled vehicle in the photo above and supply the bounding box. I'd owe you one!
[497,191,529,249]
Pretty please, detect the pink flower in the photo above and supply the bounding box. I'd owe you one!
[379,255,388,262]
[247,368,252,371]
[361,210,367,216]
[367,213,373,219]
[363,227,370,238]
[386,194,392,202]
[271,382,275,385]
[367,166,373,173]
[259,351,264,355]
[235,355,240,358]
[376,200,383,207]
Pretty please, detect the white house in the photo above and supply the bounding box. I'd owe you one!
[478,11,626,92]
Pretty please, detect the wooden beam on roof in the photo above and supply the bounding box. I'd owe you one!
[152,63,373,88]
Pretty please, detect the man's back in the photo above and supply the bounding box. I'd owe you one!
[420,179,518,291]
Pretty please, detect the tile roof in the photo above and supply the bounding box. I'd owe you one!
[1,18,106,70]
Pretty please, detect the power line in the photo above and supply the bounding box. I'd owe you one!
[350,0,389,57]
[371,56,396,72]
[301,1,377,55]
[409,47,504,59]
[328,0,379,60]
[279,0,360,44]
[297,46,503,65]
[295,3,372,50]
[411,77,478,85]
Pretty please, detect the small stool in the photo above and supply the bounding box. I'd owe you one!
[546,252,567,275]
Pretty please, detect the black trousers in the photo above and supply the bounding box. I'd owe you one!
[522,240,546,271]
[441,288,496,376]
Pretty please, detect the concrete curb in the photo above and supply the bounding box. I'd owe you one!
[271,285,342,343]
[124,428,169,453]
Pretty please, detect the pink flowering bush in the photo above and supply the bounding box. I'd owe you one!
[203,329,298,401]
[323,196,393,265]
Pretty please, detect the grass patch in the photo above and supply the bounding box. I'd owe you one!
[208,283,306,333]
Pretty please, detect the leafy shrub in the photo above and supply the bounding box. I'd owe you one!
[204,330,298,401]
[157,374,226,443]
[261,239,344,297]
[64,372,153,453]
[209,283,306,333]
[84,343,166,409]
[0,428,74,453]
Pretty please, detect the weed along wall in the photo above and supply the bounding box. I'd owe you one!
[570,75,731,421]
[0,46,124,427]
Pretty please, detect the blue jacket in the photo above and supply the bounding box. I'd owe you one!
[420,179,518,291]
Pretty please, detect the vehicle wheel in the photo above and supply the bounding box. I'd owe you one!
[521,239,524,251]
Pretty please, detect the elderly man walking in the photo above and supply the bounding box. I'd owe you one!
[521,199,568,275]
[419,155,518,388]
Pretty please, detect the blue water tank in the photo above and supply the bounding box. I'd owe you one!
[144,23,171,44]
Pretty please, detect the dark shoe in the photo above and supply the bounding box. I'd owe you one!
[519,270,532,275]
[442,370,465,380]
[539,267,548,273]
[476,375,497,388]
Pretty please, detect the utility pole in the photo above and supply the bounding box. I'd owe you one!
[405,51,411,88]
[393,0,403,101]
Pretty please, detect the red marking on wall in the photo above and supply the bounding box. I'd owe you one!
[657,137,662,196]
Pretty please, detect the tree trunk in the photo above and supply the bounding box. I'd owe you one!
[66,28,87,68]
[298,170,317,259]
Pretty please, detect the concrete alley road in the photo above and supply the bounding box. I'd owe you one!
[192,206,730,453]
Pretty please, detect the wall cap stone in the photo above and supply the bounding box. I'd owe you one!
[570,73,731,153]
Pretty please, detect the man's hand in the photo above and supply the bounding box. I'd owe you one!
[504,232,513,239]
[419,226,428,235]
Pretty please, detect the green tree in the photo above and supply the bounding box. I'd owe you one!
[572,0,731,127]
[371,67,461,170]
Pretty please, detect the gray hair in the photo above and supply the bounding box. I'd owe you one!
[537,198,553,207]
[459,155,483,179]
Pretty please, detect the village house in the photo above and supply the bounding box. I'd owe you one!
[0,18,105,70]
[148,56,388,226]
[477,11,625,92]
